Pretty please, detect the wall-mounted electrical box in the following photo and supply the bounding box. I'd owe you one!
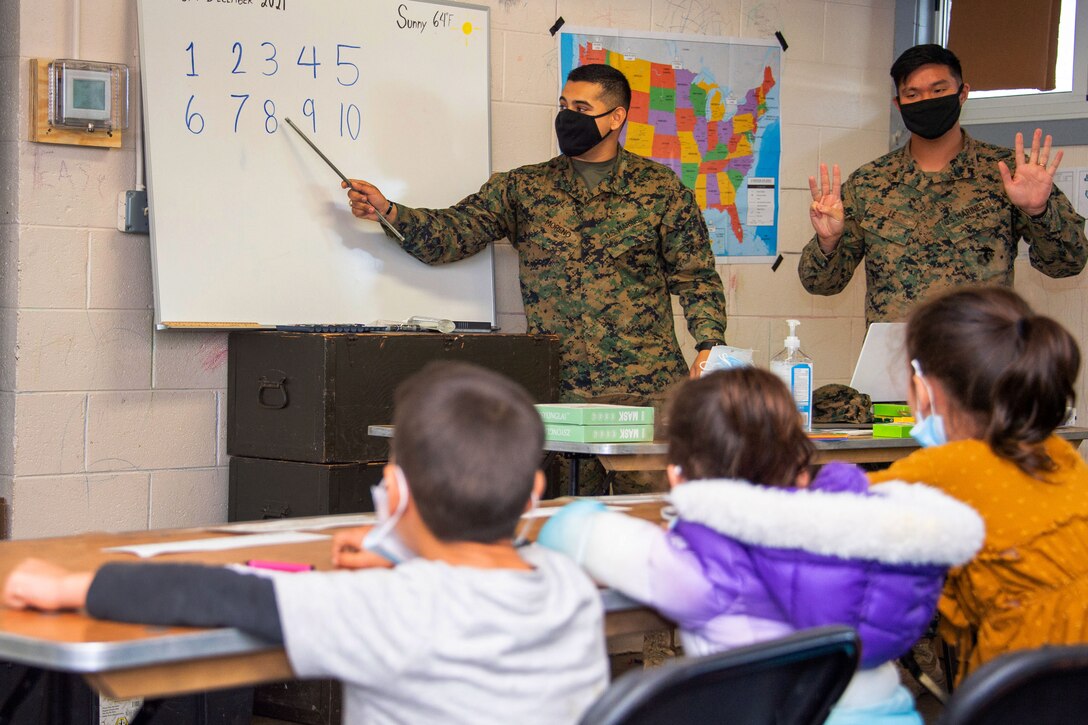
[29,58,128,148]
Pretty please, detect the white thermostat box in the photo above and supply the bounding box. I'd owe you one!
[48,59,129,132]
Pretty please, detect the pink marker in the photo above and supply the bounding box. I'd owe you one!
[245,559,315,573]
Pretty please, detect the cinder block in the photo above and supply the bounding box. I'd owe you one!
[796,316,863,384]
[496,312,527,334]
[87,390,217,471]
[0,311,14,391]
[741,0,783,38]
[217,391,228,467]
[781,124,821,191]
[149,468,228,530]
[503,31,561,106]
[0,143,16,222]
[490,27,504,102]
[152,330,229,390]
[824,2,894,71]
[16,309,152,391]
[780,1,825,64]
[18,143,135,229]
[76,0,134,63]
[13,392,86,476]
[480,0,560,33]
[492,102,555,173]
[0,392,13,476]
[17,0,69,59]
[10,472,150,539]
[730,256,814,318]
[558,0,653,28]
[653,1,739,36]
[18,226,89,309]
[781,63,861,130]
[88,230,153,310]
[778,189,817,255]
[0,57,19,142]
[0,223,16,309]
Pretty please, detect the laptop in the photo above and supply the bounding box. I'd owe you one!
[849,323,910,403]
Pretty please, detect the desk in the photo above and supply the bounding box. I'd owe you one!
[370,424,1088,494]
[0,504,669,703]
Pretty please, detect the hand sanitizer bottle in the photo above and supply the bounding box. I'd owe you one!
[770,319,814,431]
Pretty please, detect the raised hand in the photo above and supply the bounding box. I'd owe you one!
[998,129,1062,217]
[808,163,845,252]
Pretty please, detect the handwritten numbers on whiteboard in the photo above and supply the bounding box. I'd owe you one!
[231,94,251,133]
[185,95,205,134]
[261,42,279,76]
[340,103,361,140]
[179,40,366,137]
[231,42,246,74]
[264,100,279,134]
[296,46,322,80]
[336,44,361,87]
[185,42,199,77]
[303,99,317,133]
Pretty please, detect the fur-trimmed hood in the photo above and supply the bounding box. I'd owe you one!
[669,467,984,567]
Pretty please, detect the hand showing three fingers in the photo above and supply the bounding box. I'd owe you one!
[999,128,1062,217]
[808,163,845,254]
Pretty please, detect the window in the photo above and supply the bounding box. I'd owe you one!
[935,0,1088,124]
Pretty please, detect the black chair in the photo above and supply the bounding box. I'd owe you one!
[939,644,1088,725]
[579,626,860,725]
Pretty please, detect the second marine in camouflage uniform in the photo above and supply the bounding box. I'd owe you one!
[387,147,728,403]
[799,133,1087,323]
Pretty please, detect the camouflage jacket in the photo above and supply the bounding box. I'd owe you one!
[798,133,1087,323]
[389,149,728,401]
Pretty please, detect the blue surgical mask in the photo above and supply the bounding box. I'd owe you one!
[909,359,948,448]
[364,466,416,564]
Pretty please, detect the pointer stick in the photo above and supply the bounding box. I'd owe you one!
[283,117,405,242]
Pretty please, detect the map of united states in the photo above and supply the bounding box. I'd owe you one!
[578,43,776,246]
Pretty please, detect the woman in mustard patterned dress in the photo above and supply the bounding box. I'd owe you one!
[870,286,1088,682]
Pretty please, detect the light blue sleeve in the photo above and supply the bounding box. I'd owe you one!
[536,500,609,563]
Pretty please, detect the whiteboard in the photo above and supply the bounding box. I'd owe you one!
[137,0,494,327]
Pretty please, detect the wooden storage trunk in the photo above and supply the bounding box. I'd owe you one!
[227,331,561,463]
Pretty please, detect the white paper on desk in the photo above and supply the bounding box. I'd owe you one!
[104,531,330,559]
[210,514,378,534]
[588,493,670,505]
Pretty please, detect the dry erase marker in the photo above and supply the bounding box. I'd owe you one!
[245,559,315,573]
[282,117,406,243]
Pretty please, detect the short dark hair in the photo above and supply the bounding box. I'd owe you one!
[392,361,544,543]
[906,286,1080,477]
[666,367,813,486]
[890,44,963,91]
[566,63,632,110]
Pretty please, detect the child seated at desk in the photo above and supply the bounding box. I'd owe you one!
[539,367,983,724]
[1,362,608,725]
[869,286,1088,683]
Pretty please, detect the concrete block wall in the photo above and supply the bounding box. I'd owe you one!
[5,0,1085,538]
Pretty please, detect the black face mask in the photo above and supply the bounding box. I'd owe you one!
[898,86,963,140]
[555,108,615,157]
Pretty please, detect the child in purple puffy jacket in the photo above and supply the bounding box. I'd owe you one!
[539,367,984,724]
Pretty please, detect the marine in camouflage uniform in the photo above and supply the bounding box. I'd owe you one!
[385,147,728,404]
[799,132,1087,324]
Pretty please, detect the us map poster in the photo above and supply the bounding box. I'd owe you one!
[560,28,782,262]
